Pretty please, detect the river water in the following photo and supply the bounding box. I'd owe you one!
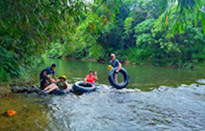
[0,59,205,130]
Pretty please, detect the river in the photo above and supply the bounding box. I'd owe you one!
[0,58,205,130]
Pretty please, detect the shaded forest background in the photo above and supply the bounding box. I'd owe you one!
[0,0,205,82]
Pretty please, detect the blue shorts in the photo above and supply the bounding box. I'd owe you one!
[114,73,118,78]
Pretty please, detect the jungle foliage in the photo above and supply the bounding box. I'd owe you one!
[46,0,205,67]
[0,0,119,81]
[0,0,205,81]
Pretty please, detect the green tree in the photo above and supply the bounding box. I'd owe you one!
[0,0,120,81]
[158,0,205,35]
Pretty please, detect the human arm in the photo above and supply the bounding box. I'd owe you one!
[47,75,56,83]
[84,75,88,84]
[43,69,54,79]
[116,62,122,72]
[53,74,58,82]
[94,72,98,80]
[43,71,48,77]
[65,81,70,92]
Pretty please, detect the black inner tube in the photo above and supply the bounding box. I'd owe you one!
[73,81,96,94]
[78,83,93,87]
[108,67,129,89]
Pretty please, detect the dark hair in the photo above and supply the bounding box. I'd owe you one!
[89,70,94,73]
[59,77,66,80]
[51,64,56,67]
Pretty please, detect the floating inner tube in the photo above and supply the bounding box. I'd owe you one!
[73,81,96,94]
[108,67,129,89]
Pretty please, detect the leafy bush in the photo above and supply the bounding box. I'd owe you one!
[45,42,63,58]
[124,48,153,63]
[0,67,10,83]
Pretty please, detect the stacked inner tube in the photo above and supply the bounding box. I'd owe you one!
[73,81,96,94]
[108,67,129,89]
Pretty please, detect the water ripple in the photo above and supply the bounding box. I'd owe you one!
[46,85,205,131]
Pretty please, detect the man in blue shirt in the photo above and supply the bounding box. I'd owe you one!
[109,53,122,83]
[40,64,57,89]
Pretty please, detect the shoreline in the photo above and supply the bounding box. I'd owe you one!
[0,84,12,98]
[0,79,36,98]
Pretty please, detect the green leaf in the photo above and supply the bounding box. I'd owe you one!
[201,11,205,35]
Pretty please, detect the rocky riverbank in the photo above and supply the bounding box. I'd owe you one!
[0,84,12,98]
[11,84,41,94]
[0,82,41,98]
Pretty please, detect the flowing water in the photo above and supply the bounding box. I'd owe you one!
[0,59,205,130]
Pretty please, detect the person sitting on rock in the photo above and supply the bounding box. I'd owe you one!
[84,70,98,85]
[42,75,70,94]
[40,64,57,89]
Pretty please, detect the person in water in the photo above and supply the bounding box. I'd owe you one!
[40,64,57,89]
[109,53,122,83]
[84,70,98,85]
[42,75,70,94]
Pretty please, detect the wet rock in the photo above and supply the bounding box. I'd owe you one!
[27,86,40,93]
[27,88,33,93]
[18,87,28,93]
[12,84,41,94]
[11,86,18,93]
[190,83,200,87]
[11,86,23,93]
[197,79,205,84]
[181,84,189,87]
[158,86,169,92]
[0,85,12,98]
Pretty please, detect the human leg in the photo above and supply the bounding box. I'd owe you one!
[114,73,118,83]
[40,76,49,89]
[44,83,58,93]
